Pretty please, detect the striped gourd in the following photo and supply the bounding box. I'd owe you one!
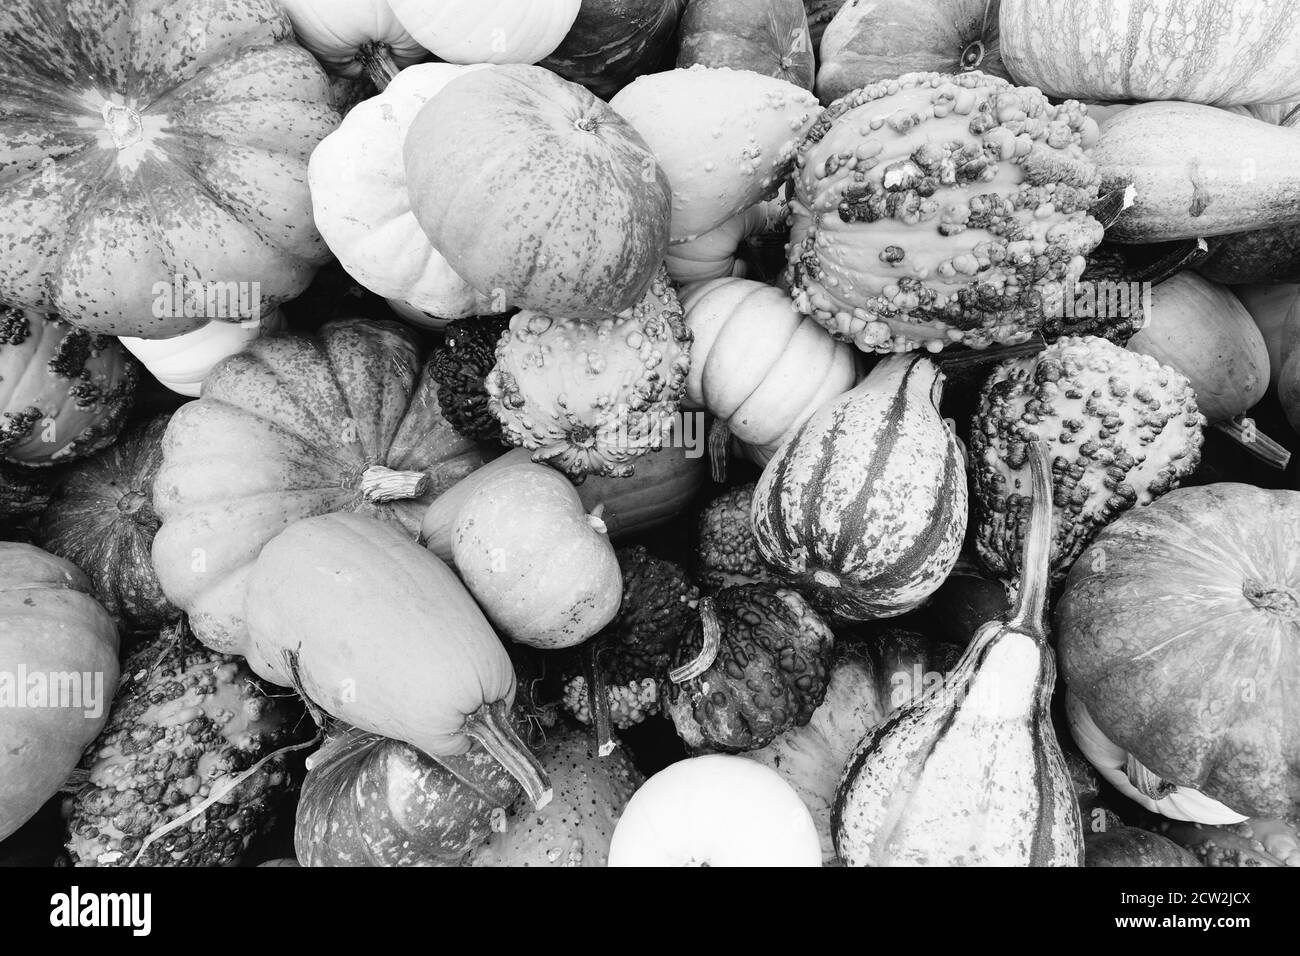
[832,442,1084,867]
[750,354,965,621]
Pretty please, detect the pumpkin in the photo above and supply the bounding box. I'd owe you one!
[540,0,686,98]
[1057,482,1300,819]
[0,544,119,841]
[243,511,551,807]
[608,755,821,866]
[833,441,1084,867]
[999,0,1300,107]
[1236,283,1300,388]
[469,730,642,867]
[677,0,815,90]
[404,65,670,320]
[751,355,967,621]
[0,0,337,337]
[1095,103,1300,243]
[388,0,580,65]
[279,0,427,88]
[665,198,786,286]
[680,277,858,474]
[816,0,1008,104]
[1,307,136,467]
[38,415,177,630]
[609,67,821,244]
[452,463,623,650]
[152,319,495,655]
[295,723,521,867]
[1198,225,1300,285]
[1085,827,1202,868]
[120,310,286,398]
[308,63,500,321]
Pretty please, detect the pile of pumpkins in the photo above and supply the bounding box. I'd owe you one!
[2,0,1300,868]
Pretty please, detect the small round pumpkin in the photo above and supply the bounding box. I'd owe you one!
[0,544,119,841]
[540,0,686,98]
[120,310,286,398]
[280,0,427,87]
[388,0,580,65]
[677,0,815,90]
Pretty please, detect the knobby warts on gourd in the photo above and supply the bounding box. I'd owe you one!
[786,71,1105,354]
[696,483,774,592]
[970,335,1205,583]
[431,315,512,443]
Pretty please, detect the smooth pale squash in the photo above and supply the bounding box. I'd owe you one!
[120,310,285,398]
[677,0,815,90]
[1236,284,1300,388]
[388,0,580,65]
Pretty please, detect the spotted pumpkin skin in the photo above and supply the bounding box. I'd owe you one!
[0,0,338,337]
[751,354,966,621]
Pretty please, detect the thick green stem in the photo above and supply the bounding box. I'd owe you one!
[356,41,400,91]
[1213,416,1292,470]
[670,597,722,683]
[463,700,552,810]
[1007,441,1052,642]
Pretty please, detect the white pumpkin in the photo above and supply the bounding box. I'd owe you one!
[120,310,286,397]
[279,0,427,86]
[387,0,580,65]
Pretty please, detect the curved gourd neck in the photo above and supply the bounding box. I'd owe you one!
[1006,441,1052,643]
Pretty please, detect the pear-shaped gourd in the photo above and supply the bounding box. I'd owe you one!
[832,441,1083,866]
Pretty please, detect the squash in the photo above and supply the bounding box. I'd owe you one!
[609,66,821,244]
[833,442,1084,867]
[452,463,623,650]
[469,730,642,867]
[805,0,848,47]
[1057,482,1300,819]
[1236,283,1300,390]
[1198,225,1300,285]
[664,199,786,286]
[388,0,580,65]
[295,723,521,867]
[120,310,286,398]
[608,755,821,866]
[1000,0,1300,107]
[816,0,1009,104]
[309,63,500,322]
[38,416,177,630]
[540,0,686,98]
[405,64,670,320]
[0,0,337,338]
[152,319,495,655]
[1151,817,1300,868]
[1,308,136,467]
[243,511,551,807]
[677,0,815,90]
[1085,827,1202,868]
[751,355,967,621]
[680,277,858,474]
[0,544,119,841]
[1095,103,1300,243]
[279,0,427,88]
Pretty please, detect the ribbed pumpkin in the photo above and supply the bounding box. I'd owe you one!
[152,320,495,655]
[540,0,686,98]
[38,415,177,630]
[680,277,858,472]
[120,310,285,398]
[0,544,119,841]
[1,307,136,466]
[677,0,815,90]
[833,442,1083,867]
[1057,483,1300,820]
[0,0,337,337]
[404,65,670,320]
[388,0,580,64]
[279,0,427,88]
[751,355,967,621]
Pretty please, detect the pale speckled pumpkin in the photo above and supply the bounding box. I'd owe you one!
[0,0,339,337]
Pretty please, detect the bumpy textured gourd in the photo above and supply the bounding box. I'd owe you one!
[833,441,1085,867]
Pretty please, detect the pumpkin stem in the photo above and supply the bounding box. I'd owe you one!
[707,419,730,483]
[1212,416,1292,470]
[581,640,616,757]
[358,464,429,503]
[1281,103,1300,129]
[670,597,722,683]
[1006,441,1052,642]
[118,489,160,532]
[463,700,552,810]
[587,503,609,535]
[356,41,400,91]
[937,334,1046,374]
[1124,753,1177,801]
[1132,237,1209,286]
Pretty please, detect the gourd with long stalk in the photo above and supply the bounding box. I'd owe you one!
[833,441,1083,867]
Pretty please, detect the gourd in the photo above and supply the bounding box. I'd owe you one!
[243,511,552,808]
[0,0,337,337]
[0,544,119,841]
[0,463,50,524]
[1198,225,1300,285]
[152,320,495,655]
[608,755,821,866]
[816,0,1009,104]
[696,484,773,592]
[295,724,521,867]
[540,0,686,98]
[680,277,858,476]
[833,442,1085,867]
[308,63,500,321]
[1085,827,1202,868]
[279,0,427,88]
[751,355,967,621]
[404,64,670,320]
[1,308,136,467]
[677,0,815,90]
[452,463,622,650]
[388,0,581,65]
[120,310,286,398]
[1151,817,1300,868]
[1057,482,1300,819]
[1094,103,1300,243]
[664,199,786,286]
[1000,0,1300,107]
[38,416,178,630]
[1235,284,1300,388]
